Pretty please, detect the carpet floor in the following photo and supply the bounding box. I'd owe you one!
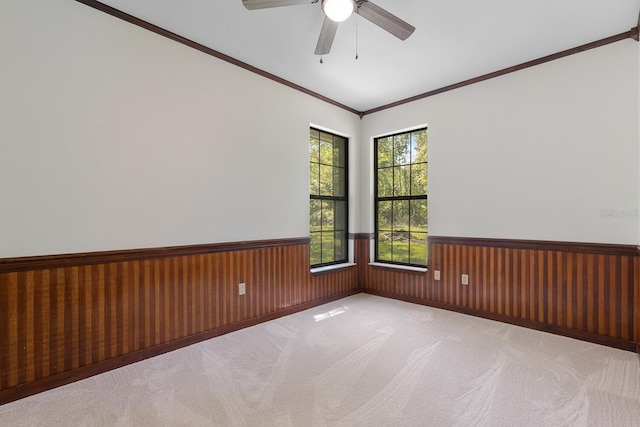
[1,293,639,426]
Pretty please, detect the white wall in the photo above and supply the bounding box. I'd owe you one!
[0,0,360,258]
[360,40,640,245]
[2,1,638,259]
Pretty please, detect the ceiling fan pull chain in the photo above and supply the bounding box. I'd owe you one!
[355,12,359,60]
[320,56,324,64]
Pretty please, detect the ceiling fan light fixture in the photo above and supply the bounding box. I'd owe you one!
[322,0,355,23]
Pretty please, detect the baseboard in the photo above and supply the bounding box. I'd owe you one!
[0,289,358,406]
[2,285,634,405]
[363,289,638,353]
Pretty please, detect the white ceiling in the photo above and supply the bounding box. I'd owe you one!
[96,0,639,112]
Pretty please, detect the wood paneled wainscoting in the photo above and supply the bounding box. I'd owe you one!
[358,235,640,352]
[0,238,358,404]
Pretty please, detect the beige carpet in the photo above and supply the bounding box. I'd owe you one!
[1,294,639,426]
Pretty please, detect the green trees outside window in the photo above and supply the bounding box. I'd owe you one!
[375,128,428,267]
[310,128,348,267]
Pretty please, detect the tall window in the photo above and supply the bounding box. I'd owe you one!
[375,128,428,267]
[310,128,348,267]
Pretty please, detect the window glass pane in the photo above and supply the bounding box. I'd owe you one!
[410,200,428,232]
[377,137,393,168]
[310,199,322,232]
[393,166,410,197]
[321,200,334,231]
[377,232,392,262]
[410,163,427,196]
[310,130,320,163]
[377,200,392,231]
[412,130,428,163]
[425,163,428,194]
[319,130,333,142]
[391,236,410,264]
[333,167,345,197]
[409,232,428,266]
[334,231,346,260]
[319,164,334,196]
[310,232,322,265]
[309,162,319,195]
[333,138,346,167]
[394,133,411,165]
[321,232,335,264]
[319,134,333,165]
[335,200,347,231]
[393,200,409,232]
[410,131,418,163]
[377,167,393,197]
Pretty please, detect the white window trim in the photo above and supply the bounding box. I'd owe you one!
[309,124,354,269]
[368,262,427,273]
[311,262,356,274]
[371,125,429,269]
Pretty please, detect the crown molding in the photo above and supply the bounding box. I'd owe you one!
[76,1,638,117]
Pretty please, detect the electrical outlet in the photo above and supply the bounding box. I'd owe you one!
[434,270,441,281]
[239,282,246,295]
[461,274,469,285]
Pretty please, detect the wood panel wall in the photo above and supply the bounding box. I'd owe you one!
[2,234,638,404]
[358,235,640,351]
[0,238,358,404]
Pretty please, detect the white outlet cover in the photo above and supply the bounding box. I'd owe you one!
[239,282,246,295]
[461,274,469,285]
[434,270,441,280]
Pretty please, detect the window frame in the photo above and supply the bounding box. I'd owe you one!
[309,127,349,268]
[373,127,428,268]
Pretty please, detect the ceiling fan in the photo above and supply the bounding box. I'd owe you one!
[242,0,415,55]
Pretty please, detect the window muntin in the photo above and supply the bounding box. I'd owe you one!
[310,128,348,267]
[375,128,428,267]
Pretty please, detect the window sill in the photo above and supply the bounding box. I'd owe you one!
[310,263,356,275]
[368,262,428,273]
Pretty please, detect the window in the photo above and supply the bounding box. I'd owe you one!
[310,128,348,267]
[374,128,428,267]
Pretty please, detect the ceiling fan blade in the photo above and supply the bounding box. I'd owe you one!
[242,0,316,10]
[315,16,339,55]
[357,1,415,40]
